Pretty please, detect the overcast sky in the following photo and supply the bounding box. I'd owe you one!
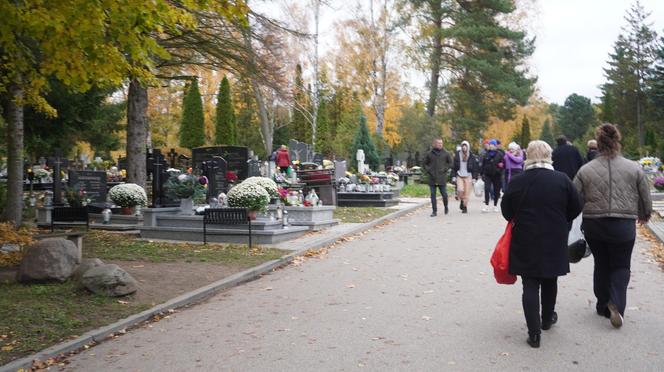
[533,0,664,104]
[264,0,664,105]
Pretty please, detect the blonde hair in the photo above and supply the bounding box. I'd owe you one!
[524,140,552,167]
[587,139,597,149]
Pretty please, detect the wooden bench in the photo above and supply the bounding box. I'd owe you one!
[51,206,89,232]
[203,208,252,247]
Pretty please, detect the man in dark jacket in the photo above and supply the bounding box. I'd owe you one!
[480,139,504,212]
[585,139,598,163]
[552,135,584,179]
[423,138,453,216]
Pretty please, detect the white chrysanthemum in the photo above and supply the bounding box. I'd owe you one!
[109,183,147,207]
[242,177,280,198]
[227,182,270,211]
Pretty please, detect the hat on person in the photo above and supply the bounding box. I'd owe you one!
[489,139,498,146]
[508,142,519,151]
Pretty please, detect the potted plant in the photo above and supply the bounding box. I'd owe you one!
[164,170,207,215]
[244,177,280,201]
[109,183,148,214]
[227,181,270,220]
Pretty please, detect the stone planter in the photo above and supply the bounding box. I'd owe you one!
[267,205,338,231]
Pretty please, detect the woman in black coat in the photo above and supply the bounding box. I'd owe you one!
[500,140,583,348]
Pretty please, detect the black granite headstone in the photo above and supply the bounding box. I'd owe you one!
[219,146,249,180]
[248,158,262,177]
[202,156,227,201]
[68,170,107,203]
[192,146,222,170]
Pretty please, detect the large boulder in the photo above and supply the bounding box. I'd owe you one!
[81,264,138,297]
[16,238,80,283]
[72,258,104,281]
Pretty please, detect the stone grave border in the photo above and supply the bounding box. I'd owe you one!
[1,200,428,372]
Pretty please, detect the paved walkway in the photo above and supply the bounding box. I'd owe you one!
[64,198,664,371]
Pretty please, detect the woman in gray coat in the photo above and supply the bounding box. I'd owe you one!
[573,124,652,328]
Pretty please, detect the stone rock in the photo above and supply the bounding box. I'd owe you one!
[72,258,104,281]
[1,243,21,253]
[16,238,80,283]
[81,264,138,297]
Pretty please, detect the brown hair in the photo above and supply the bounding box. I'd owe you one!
[595,123,621,158]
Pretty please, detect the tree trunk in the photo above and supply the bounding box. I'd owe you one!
[2,84,25,225]
[426,2,443,118]
[126,78,148,188]
[252,84,273,156]
[311,0,320,150]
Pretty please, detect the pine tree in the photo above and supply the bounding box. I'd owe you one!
[520,116,531,147]
[350,115,380,170]
[539,120,554,147]
[179,79,206,149]
[557,94,596,141]
[650,36,664,123]
[215,76,236,145]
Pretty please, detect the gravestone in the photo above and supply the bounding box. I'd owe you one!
[219,146,249,180]
[248,158,262,177]
[151,149,179,208]
[202,156,228,201]
[178,154,191,169]
[117,157,127,171]
[288,139,313,163]
[48,150,67,205]
[192,146,222,169]
[68,170,107,203]
[313,153,324,165]
[334,160,347,180]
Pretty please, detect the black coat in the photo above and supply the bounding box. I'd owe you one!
[480,150,504,177]
[452,151,479,179]
[423,149,453,185]
[552,144,584,180]
[501,168,583,277]
[586,149,598,163]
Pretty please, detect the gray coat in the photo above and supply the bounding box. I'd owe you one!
[423,149,453,186]
[573,155,652,220]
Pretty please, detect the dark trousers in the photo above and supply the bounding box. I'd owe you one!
[521,277,558,336]
[586,237,635,315]
[429,184,448,213]
[484,174,502,206]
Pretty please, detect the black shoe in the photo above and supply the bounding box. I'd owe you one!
[527,334,540,348]
[444,206,449,215]
[460,200,464,210]
[596,304,610,318]
[430,212,437,217]
[462,207,468,214]
[607,303,623,328]
[542,312,558,330]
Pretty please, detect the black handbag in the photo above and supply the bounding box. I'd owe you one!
[569,239,591,263]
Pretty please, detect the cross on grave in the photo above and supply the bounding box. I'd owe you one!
[53,149,64,205]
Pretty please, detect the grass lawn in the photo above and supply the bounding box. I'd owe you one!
[0,231,289,365]
[400,183,455,198]
[0,280,149,366]
[83,231,287,266]
[333,207,394,223]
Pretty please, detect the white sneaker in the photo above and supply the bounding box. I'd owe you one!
[493,206,500,213]
[481,206,490,213]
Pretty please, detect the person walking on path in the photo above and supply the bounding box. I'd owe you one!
[573,124,652,329]
[586,139,598,162]
[480,139,504,212]
[452,141,479,213]
[424,138,453,217]
[552,135,584,180]
[501,140,583,348]
[504,142,524,190]
[275,145,291,173]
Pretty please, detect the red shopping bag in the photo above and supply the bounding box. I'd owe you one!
[490,222,517,284]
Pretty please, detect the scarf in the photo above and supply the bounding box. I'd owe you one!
[525,161,554,171]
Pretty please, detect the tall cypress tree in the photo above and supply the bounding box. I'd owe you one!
[520,116,531,147]
[179,79,206,149]
[350,115,380,171]
[215,76,236,145]
[539,119,554,147]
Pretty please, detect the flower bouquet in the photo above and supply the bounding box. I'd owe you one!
[639,157,661,174]
[164,170,207,201]
[109,183,147,208]
[653,176,664,191]
[64,183,91,208]
[227,181,270,213]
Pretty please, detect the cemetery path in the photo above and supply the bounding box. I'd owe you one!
[64,198,664,371]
